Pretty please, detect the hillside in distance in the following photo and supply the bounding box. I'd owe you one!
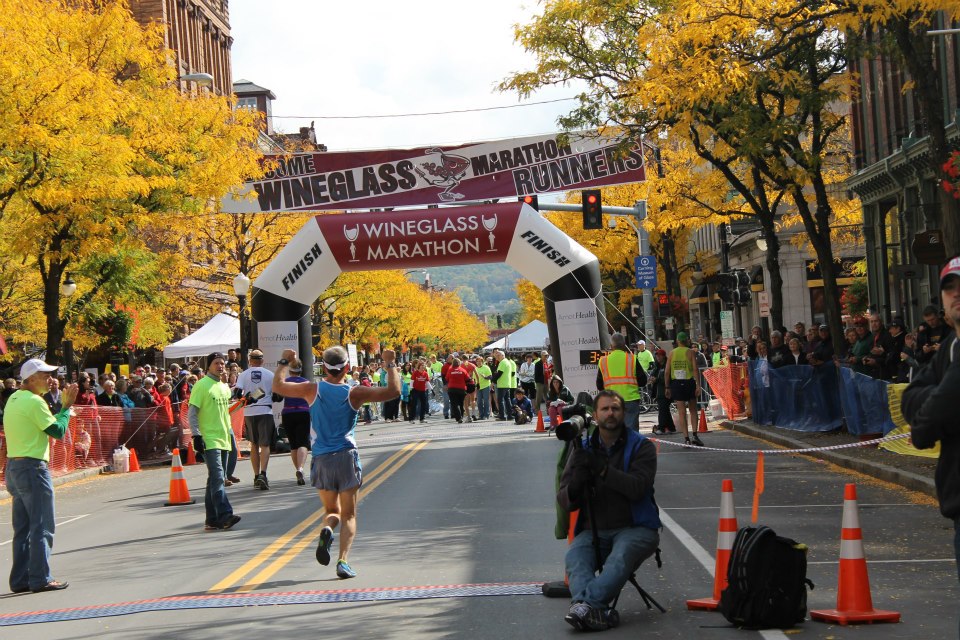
[409,263,521,313]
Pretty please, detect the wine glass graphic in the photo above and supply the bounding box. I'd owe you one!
[482,215,498,252]
[343,225,360,262]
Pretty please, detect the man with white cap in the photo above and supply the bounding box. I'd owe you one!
[635,340,654,374]
[903,255,960,597]
[5,359,78,593]
[273,345,400,580]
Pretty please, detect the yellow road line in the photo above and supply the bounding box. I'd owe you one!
[208,440,427,594]
[235,440,430,592]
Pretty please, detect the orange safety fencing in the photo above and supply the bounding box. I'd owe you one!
[702,363,750,420]
[1,397,248,489]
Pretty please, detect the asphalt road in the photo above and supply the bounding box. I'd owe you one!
[0,419,956,639]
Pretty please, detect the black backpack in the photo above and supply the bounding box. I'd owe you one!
[718,525,814,629]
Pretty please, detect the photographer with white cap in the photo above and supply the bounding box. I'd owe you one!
[5,359,78,593]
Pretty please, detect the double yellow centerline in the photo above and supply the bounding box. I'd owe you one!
[209,439,430,594]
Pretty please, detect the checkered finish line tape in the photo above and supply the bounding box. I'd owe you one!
[651,431,911,454]
[0,582,543,626]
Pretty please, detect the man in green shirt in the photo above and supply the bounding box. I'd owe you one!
[493,350,516,421]
[635,340,655,374]
[5,358,77,593]
[473,354,493,420]
[189,352,240,532]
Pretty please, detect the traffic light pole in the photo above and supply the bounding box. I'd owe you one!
[718,224,742,338]
[536,201,655,340]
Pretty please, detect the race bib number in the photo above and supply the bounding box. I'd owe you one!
[673,370,688,380]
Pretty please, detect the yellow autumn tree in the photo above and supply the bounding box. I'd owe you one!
[0,0,263,362]
[503,0,864,345]
[320,271,488,356]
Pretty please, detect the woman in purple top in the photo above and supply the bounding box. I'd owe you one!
[281,358,311,486]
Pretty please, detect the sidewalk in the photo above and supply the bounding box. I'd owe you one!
[716,417,937,499]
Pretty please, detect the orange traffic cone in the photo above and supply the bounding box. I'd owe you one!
[185,440,197,466]
[810,484,900,625]
[535,410,545,433]
[698,408,709,433]
[688,479,738,610]
[128,447,141,472]
[163,448,196,506]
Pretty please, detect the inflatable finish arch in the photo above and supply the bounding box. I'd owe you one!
[249,202,609,396]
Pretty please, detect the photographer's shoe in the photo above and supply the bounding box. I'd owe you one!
[581,604,611,631]
[564,602,591,630]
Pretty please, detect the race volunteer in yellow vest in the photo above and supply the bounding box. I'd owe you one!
[665,332,704,447]
[596,333,648,431]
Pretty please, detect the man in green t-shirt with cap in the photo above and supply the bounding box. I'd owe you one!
[189,352,240,531]
[5,358,78,593]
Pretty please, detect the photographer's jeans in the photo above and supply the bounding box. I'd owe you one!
[6,458,56,591]
[623,399,641,432]
[566,525,659,609]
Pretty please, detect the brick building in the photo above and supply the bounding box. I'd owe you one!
[129,0,233,96]
[847,21,960,327]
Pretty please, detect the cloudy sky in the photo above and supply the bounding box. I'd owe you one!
[229,0,580,152]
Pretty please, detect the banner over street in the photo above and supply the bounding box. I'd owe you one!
[224,132,646,213]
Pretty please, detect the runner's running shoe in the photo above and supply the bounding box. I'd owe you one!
[336,560,357,579]
[316,526,334,565]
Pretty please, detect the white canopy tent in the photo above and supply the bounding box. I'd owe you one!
[163,312,240,361]
[482,319,549,353]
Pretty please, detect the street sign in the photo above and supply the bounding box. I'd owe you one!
[758,291,771,318]
[634,255,657,289]
[720,310,734,340]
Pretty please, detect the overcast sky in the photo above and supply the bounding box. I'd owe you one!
[229,0,580,152]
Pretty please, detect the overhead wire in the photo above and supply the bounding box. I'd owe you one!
[268,97,579,120]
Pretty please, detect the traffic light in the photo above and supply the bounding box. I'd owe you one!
[735,269,752,307]
[716,272,738,305]
[657,293,670,316]
[518,194,539,210]
[582,189,603,229]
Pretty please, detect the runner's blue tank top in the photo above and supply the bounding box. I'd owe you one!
[310,380,360,456]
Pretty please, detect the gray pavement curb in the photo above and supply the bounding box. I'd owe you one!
[720,420,937,499]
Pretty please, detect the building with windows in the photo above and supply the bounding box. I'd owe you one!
[847,23,960,327]
[129,0,233,96]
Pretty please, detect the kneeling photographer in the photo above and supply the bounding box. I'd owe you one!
[558,390,660,632]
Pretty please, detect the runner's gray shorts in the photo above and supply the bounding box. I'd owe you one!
[244,414,276,446]
[311,448,362,492]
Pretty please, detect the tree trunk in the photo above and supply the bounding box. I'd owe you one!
[42,261,67,364]
[759,215,784,331]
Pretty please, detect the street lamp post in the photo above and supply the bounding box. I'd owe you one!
[60,273,77,380]
[233,272,251,369]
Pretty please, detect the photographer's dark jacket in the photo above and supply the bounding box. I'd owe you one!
[558,428,660,533]
[902,331,960,519]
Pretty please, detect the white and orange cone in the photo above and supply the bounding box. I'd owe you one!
[810,483,900,625]
[163,448,196,506]
[687,478,737,610]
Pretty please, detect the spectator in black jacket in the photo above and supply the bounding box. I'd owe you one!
[883,319,908,381]
[902,257,960,594]
[95,379,124,408]
[807,325,834,366]
[862,314,896,380]
[917,305,951,366]
[767,331,791,368]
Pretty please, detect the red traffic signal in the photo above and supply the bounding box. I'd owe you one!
[582,189,602,229]
[518,194,539,210]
